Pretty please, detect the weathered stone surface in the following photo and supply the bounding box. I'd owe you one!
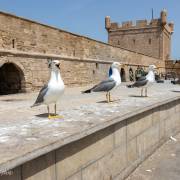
[55,126,114,179]
[114,120,126,147]
[127,111,152,140]
[0,167,21,180]
[127,138,138,164]
[137,124,159,156]
[82,145,127,180]
[0,83,179,178]
[22,152,56,180]
[66,172,82,180]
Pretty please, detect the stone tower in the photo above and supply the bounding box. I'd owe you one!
[105,9,174,60]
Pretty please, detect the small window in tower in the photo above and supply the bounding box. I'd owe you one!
[133,39,136,44]
[12,39,15,48]
[149,38,151,45]
[118,40,120,45]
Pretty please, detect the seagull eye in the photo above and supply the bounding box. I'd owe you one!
[56,64,60,68]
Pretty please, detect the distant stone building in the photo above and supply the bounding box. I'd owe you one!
[0,10,179,95]
[105,9,174,61]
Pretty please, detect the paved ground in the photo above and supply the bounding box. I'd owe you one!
[0,82,179,172]
[126,132,180,180]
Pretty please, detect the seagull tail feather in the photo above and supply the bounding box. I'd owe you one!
[81,88,92,93]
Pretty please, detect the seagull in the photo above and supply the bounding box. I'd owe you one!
[127,64,157,97]
[82,62,122,103]
[31,59,65,119]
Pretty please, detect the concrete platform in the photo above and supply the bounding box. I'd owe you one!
[0,82,179,178]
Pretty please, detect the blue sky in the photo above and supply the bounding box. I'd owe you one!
[0,0,179,59]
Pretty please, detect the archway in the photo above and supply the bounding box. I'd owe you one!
[129,68,134,81]
[120,68,126,82]
[0,63,25,95]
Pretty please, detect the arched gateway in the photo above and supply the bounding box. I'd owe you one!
[0,62,25,95]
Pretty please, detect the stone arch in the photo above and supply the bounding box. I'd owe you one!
[0,62,26,95]
[120,68,126,82]
[129,68,134,81]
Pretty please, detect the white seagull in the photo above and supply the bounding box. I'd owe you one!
[127,64,157,96]
[82,62,122,103]
[31,59,65,119]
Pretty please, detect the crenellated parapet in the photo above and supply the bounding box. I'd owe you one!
[105,9,174,61]
[105,9,174,34]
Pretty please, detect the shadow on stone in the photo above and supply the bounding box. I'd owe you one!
[171,90,180,93]
[97,99,121,103]
[129,95,148,98]
[35,113,49,118]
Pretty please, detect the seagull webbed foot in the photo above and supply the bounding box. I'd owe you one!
[48,114,63,119]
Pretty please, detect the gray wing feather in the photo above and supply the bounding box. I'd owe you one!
[132,77,148,87]
[32,84,48,106]
[92,78,116,92]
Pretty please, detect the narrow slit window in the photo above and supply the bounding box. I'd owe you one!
[133,39,136,44]
[12,39,15,48]
[149,38,151,44]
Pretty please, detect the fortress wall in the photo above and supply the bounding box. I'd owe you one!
[0,96,180,180]
[0,11,163,91]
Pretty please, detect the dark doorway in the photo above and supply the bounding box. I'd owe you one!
[120,68,126,82]
[0,63,25,95]
[129,68,134,81]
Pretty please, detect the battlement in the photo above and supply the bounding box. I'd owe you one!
[105,9,174,60]
[105,9,174,33]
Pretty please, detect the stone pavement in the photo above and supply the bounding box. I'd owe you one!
[0,82,179,172]
[126,132,180,180]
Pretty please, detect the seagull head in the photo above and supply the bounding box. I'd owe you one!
[48,59,61,71]
[149,64,157,71]
[111,62,122,69]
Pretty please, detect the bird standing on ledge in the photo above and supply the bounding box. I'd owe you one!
[127,65,157,97]
[31,59,65,119]
[82,62,122,103]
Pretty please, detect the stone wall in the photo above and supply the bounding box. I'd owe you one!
[1,97,179,180]
[165,60,180,78]
[0,11,164,92]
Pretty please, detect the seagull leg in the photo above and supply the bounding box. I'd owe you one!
[141,88,143,97]
[55,103,57,115]
[106,92,109,103]
[47,105,51,119]
[48,104,63,119]
[109,92,113,102]
[145,87,148,97]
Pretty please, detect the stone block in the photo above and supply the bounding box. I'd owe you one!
[66,172,82,180]
[159,104,168,120]
[82,145,127,180]
[137,124,159,157]
[56,126,114,179]
[152,108,160,125]
[127,111,152,140]
[114,120,126,147]
[0,167,21,180]
[159,118,165,141]
[127,138,138,164]
[22,152,56,180]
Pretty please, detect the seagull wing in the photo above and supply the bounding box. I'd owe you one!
[92,78,116,92]
[31,84,48,107]
[127,76,148,88]
[132,76,148,87]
